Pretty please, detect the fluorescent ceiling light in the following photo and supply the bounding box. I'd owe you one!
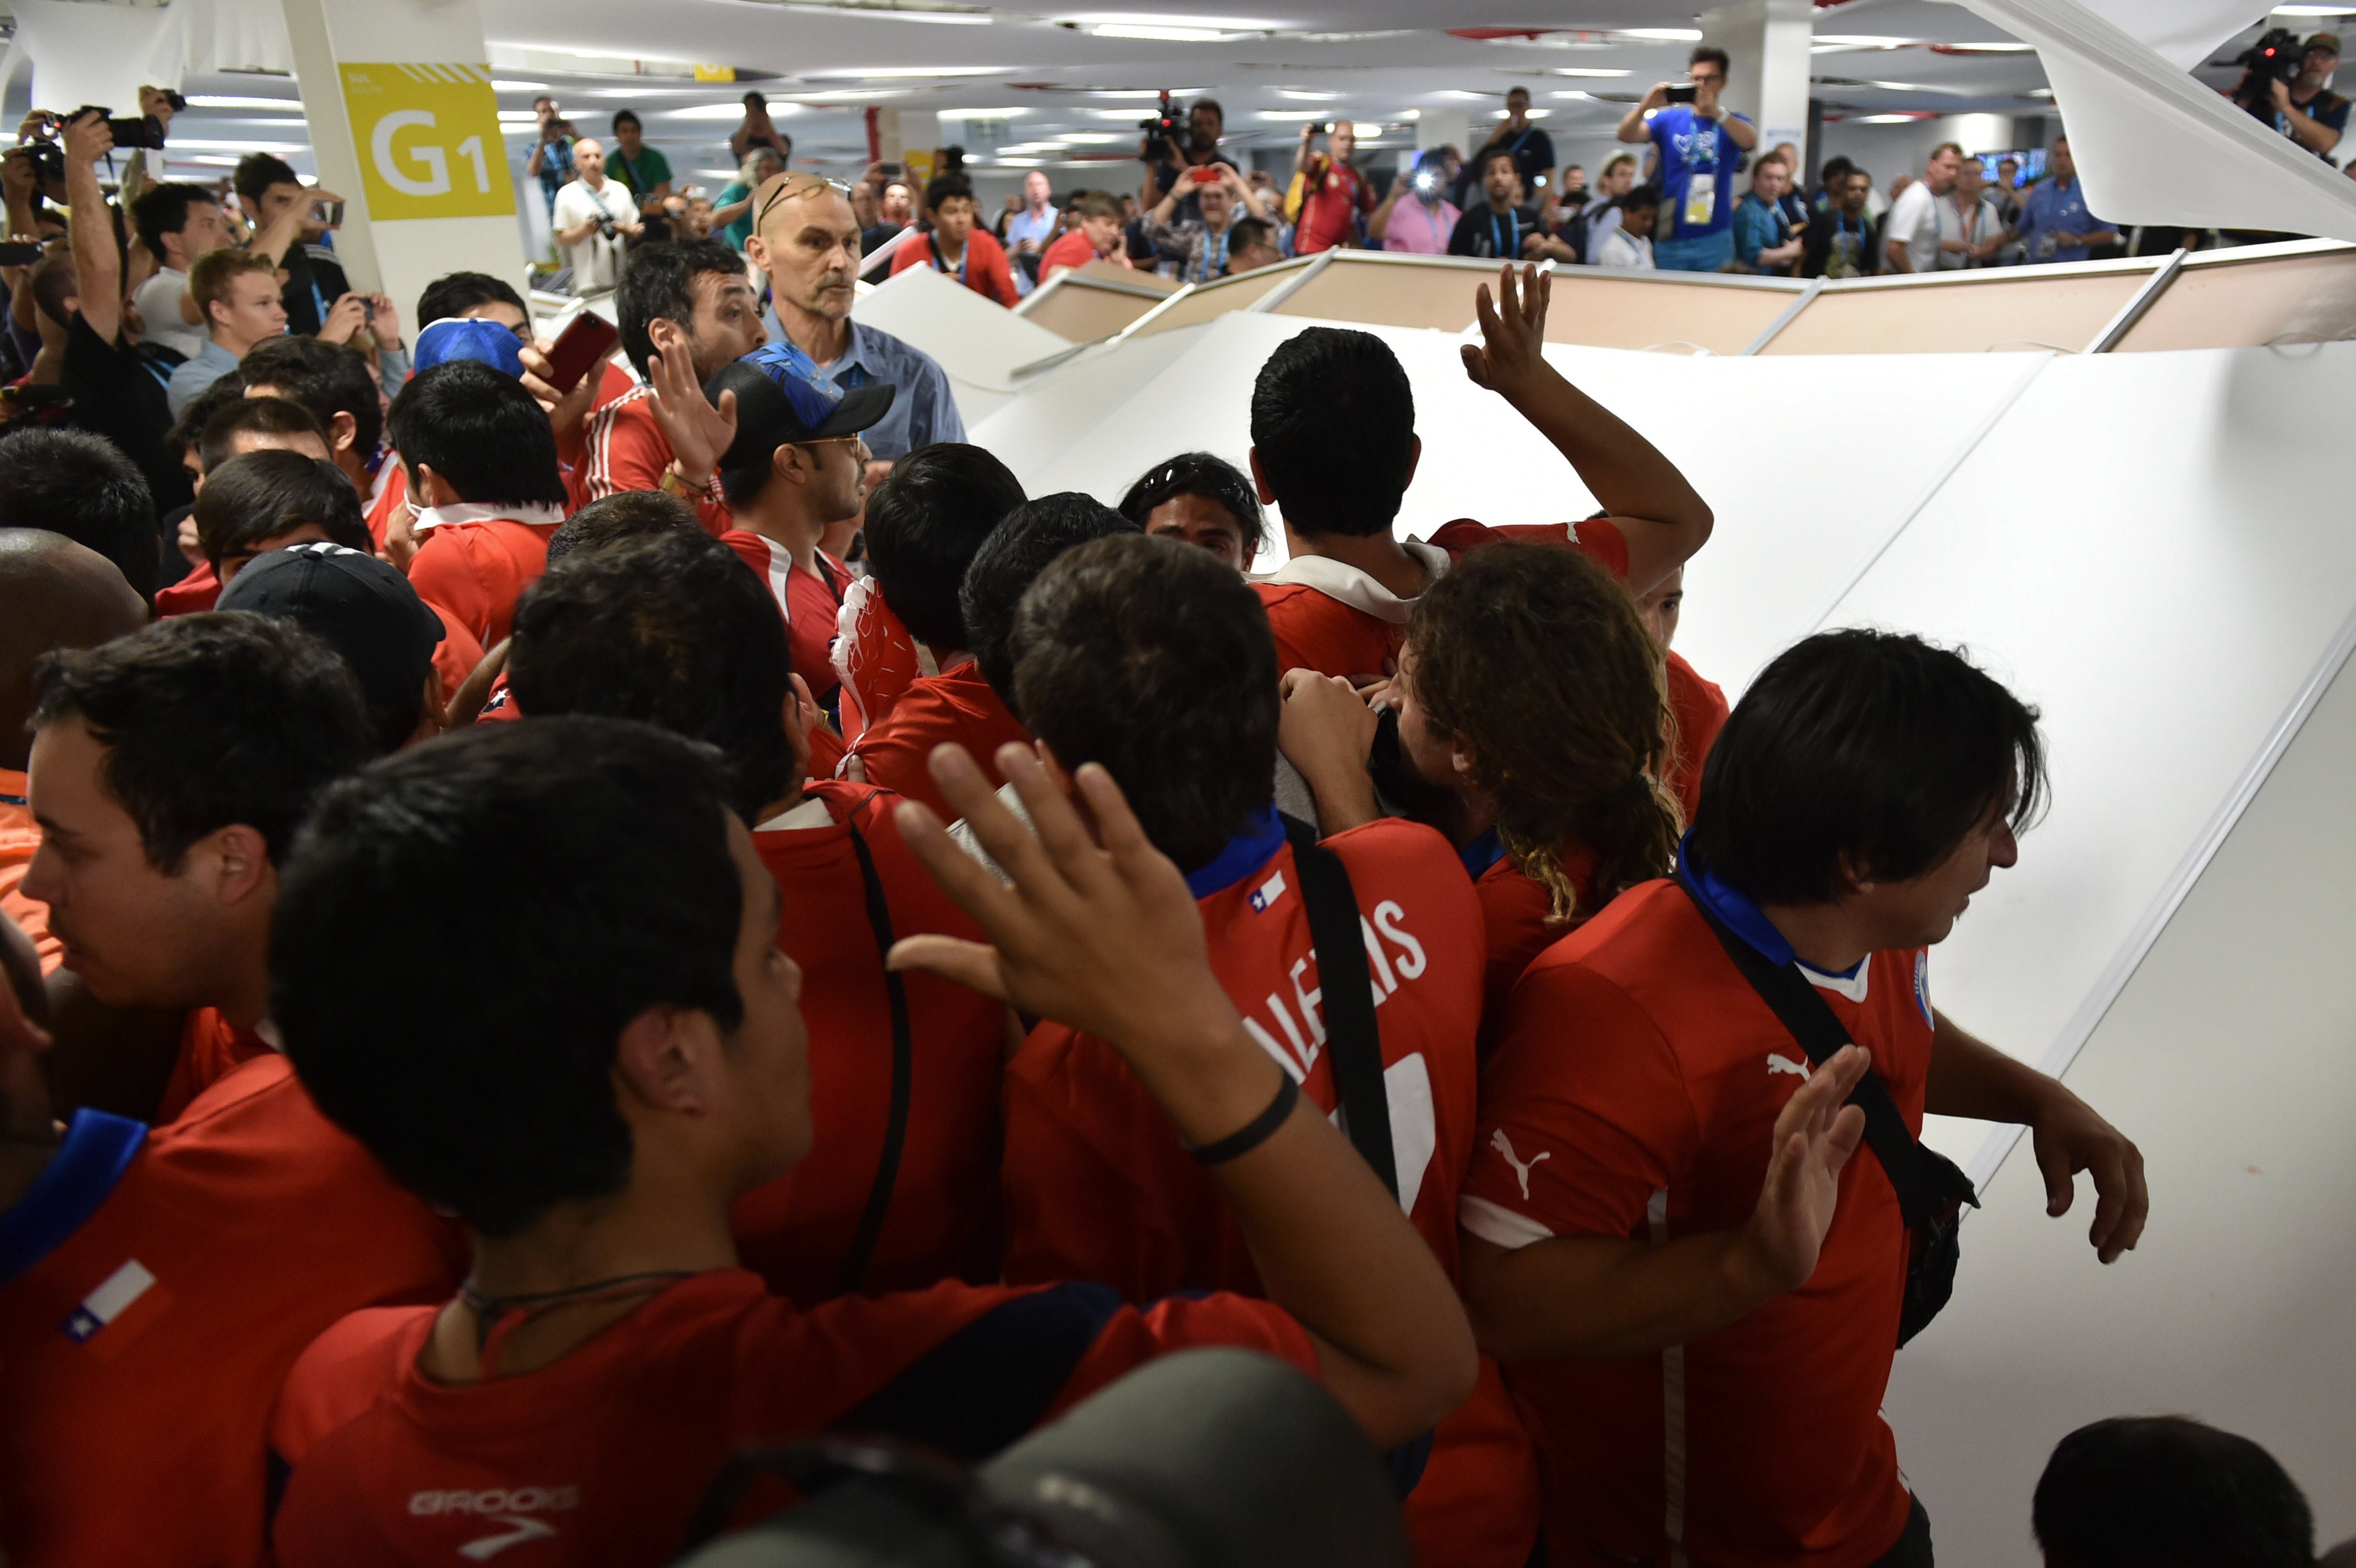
[799,65,1007,77]
[697,168,738,178]
[187,94,297,109]
[1088,23,1242,39]
[2274,5,2355,14]
[1275,88,1342,100]
[1489,108,1552,118]
[161,138,309,152]
[1080,89,1207,98]
[1435,89,1489,100]
[1852,113,1921,123]
[937,106,1033,117]
[1617,27,1702,41]
[1552,90,1596,100]
[211,117,310,127]
[1550,67,1631,77]
[1939,42,2035,51]
[1058,131,1125,142]
[498,110,544,121]
[1257,110,1327,120]
[1815,34,1913,47]
[665,103,783,118]
[491,79,549,91]
[778,2,992,18]
[1058,10,1273,25]
[1084,107,1162,119]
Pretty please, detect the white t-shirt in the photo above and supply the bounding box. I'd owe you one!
[1883,180,1940,274]
[132,266,208,359]
[1593,224,1653,270]
[552,178,633,291]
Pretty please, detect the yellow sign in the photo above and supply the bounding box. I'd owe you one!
[694,65,738,82]
[338,63,515,221]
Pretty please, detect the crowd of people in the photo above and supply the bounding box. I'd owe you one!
[0,68,2342,1568]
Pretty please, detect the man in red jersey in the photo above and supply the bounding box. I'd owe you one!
[0,911,462,1568]
[1459,630,2149,1568]
[1252,266,1711,683]
[993,533,1538,1568]
[508,530,1008,1300]
[697,339,882,710]
[579,240,765,527]
[839,443,1025,741]
[22,615,375,1124]
[847,492,1134,820]
[0,532,147,975]
[264,718,1475,1566]
[391,362,574,648]
[887,173,1021,307]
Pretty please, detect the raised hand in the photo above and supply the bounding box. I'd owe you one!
[1736,1044,1871,1295]
[316,292,369,346]
[1461,262,1553,398]
[644,327,735,489]
[2030,1090,2148,1264]
[1277,668,1380,833]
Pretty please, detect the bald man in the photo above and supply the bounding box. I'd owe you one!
[0,531,146,971]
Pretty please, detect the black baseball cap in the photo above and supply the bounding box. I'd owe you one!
[217,542,445,726]
[706,339,896,474]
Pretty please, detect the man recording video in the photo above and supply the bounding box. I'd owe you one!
[2245,31,2348,159]
[1139,97,1224,216]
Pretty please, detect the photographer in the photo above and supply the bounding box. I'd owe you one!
[604,109,675,237]
[1142,160,1270,284]
[524,96,575,220]
[1370,150,1461,254]
[230,152,352,335]
[2258,32,2348,159]
[1138,97,1225,216]
[1616,44,1759,272]
[1288,119,1374,254]
[728,90,794,165]
[551,137,642,294]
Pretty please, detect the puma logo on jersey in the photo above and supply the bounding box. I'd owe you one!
[1490,1129,1550,1199]
[459,1517,557,1561]
[1767,1053,1812,1081]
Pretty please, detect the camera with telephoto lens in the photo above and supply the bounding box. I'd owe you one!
[674,1350,1412,1568]
[2232,26,2307,120]
[1137,90,1186,159]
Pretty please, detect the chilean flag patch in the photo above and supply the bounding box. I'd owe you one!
[1250,869,1287,913]
[63,1259,157,1346]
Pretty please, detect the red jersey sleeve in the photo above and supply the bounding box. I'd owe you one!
[1462,958,1697,1248]
[155,1007,271,1123]
[404,530,493,648]
[1251,582,1396,680]
[366,464,406,551]
[153,563,220,617]
[1039,229,1099,280]
[1664,650,1728,827]
[425,605,486,709]
[971,231,1022,307]
[1040,1292,1318,1424]
[1570,515,1631,581]
[268,1306,432,1468]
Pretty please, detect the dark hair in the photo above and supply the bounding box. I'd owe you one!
[1248,327,1415,540]
[1479,146,1520,178]
[1689,44,1732,74]
[415,270,527,330]
[1013,534,1275,869]
[31,614,372,869]
[863,443,1024,652]
[1819,154,1856,187]
[923,172,975,213]
[611,109,642,134]
[27,254,77,329]
[544,490,706,567]
[192,450,372,574]
[1505,85,1532,101]
[273,719,746,1237]
[1118,451,1267,563]
[1686,629,2047,904]
[232,152,300,205]
[1227,216,1275,257]
[0,428,157,601]
[1191,98,1224,125]
[510,532,793,822]
[960,492,1139,712]
[387,361,567,511]
[615,239,747,378]
[1408,544,1679,924]
[129,182,221,261]
[1074,191,1122,223]
[166,373,248,471]
[2033,1416,2314,1568]
[196,395,327,477]
[1620,182,1664,214]
[240,336,384,458]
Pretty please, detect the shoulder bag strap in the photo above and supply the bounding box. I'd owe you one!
[835,812,914,1294]
[1278,814,1397,1199]
[1673,866,1963,1230]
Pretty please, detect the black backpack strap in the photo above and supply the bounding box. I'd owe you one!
[1673,867,1974,1229]
[1278,814,1396,1200]
[835,812,914,1295]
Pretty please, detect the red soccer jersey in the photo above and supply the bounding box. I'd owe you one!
[366,463,405,552]
[889,226,1022,307]
[1460,877,1928,1568]
[1039,228,1124,281]
[735,782,1007,1303]
[155,1005,272,1124]
[833,576,927,743]
[1000,814,1537,1568]
[577,385,733,534]
[154,561,220,616]
[719,529,853,704]
[0,768,58,972]
[1294,156,1376,254]
[845,661,1030,822]
[406,517,560,649]
[1470,837,1600,1051]
[1665,649,1728,826]
[0,1056,462,1568]
[426,604,489,709]
[268,1273,1316,1568]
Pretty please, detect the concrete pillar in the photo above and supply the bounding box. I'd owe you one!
[277,0,528,326]
[1699,0,1814,170]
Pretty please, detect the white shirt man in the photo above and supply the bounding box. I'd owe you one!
[551,137,642,294]
[1882,142,1963,275]
[1003,170,1060,297]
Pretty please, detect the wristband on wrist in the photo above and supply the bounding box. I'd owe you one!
[1185,1071,1300,1167]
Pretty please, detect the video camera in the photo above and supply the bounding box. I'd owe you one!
[2232,26,2308,120]
[675,1350,1412,1568]
[1138,91,1187,160]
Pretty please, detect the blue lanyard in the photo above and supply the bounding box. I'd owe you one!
[1191,225,1229,283]
[1488,208,1522,258]
[930,235,968,285]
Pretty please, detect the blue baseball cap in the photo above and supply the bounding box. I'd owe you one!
[414,316,526,380]
[707,338,895,472]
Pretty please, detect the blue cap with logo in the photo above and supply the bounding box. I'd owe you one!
[414,317,527,380]
[706,338,895,472]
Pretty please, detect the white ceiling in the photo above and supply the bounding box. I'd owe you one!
[132,0,2353,185]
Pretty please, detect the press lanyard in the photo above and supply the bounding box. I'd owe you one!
[1192,224,1230,283]
[929,234,969,285]
[1488,208,1522,259]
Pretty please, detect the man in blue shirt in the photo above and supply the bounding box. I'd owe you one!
[1616,44,1759,272]
[1732,152,1803,274]
[2013,136,2116,265]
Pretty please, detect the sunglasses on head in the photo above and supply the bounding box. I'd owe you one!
[753,174,855,233]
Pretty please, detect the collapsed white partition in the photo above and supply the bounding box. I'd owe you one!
[849,265,1074,429]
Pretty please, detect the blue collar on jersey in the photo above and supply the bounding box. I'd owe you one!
[1678,832,1864,982]
[1184,805,1287,899]
[0,1110,146,1286]
[1459,827,1508,880]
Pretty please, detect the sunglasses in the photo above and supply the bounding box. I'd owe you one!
[753,174,855,233]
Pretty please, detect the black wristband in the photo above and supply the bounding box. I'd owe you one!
[1186,1072,1300,1167]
